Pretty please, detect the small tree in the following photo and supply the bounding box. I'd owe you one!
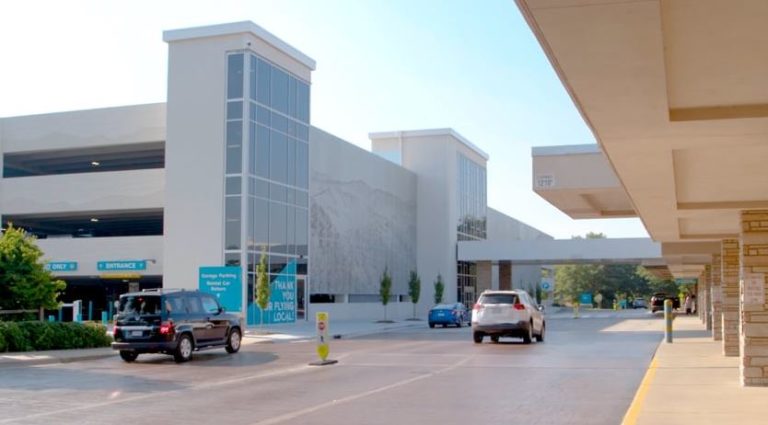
[0,225,66,316]
[379,267,392,321]
[408,270,421,319]
[255,248,270,326]
[433,273,444,305]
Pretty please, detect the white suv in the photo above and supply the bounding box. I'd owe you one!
[471,290,545,344]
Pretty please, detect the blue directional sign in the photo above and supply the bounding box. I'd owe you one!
[44,262,78,272]
[580,292,593,305]
[97,260,146,271]
[199,266,242,313]
[249,260,297,325]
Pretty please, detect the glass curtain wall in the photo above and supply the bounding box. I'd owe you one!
[456,153,487,307]
[224,52,310,325]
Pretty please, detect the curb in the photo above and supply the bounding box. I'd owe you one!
[0,349,117,369]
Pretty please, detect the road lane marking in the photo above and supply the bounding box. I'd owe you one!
[621,356,658,425]
[249,356,474,425]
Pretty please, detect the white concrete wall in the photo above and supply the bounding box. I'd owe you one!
[0,104,166,153]
[487,207,553,242]
[310,127,417,297]
[371,130,488,314]
[37,236,164,277]
[1,169,164,215]
[307,301,414,322]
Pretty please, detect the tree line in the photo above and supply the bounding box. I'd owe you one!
[554,233,683,307]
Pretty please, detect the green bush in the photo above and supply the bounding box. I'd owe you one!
[0,321,111,352]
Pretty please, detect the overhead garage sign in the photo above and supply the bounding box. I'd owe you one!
[98,260,147,271]
[45,261,78,272]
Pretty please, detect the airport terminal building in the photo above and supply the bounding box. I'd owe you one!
[0,22,550,323]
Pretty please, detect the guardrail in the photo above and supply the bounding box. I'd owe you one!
[0,308,44,320]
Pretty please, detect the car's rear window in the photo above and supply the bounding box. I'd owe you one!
[434,304,456,310]
[118,295,162,315]
[479,294,518,305]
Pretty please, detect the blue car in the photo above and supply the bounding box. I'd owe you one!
[428,303,467,328]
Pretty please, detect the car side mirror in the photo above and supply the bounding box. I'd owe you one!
[218,306,224,314]
[537,305,545,312]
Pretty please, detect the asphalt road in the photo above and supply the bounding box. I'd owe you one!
[0,310,663,425]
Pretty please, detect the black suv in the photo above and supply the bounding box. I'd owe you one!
[111,289,242,363]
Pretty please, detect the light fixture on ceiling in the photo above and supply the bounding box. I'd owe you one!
[91,161,100,166]
[90,218,99,222]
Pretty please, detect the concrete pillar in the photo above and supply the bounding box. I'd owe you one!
[711,253,723,341]
[476,261,492,294]
[499,263,512,290]
[739,211,768,386]
[722,239,740,357]
[491,263,500,290]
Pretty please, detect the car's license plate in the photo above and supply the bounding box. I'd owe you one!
[131,330,142,337]
[489,307,501,314]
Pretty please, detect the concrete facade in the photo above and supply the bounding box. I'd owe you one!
[1,21,550,323]
[309,127,417,303]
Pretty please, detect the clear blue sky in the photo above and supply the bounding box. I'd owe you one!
[0,0,648,240]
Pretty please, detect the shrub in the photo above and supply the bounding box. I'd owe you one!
[0,321,111,352]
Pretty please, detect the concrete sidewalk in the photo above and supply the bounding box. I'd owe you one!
[0,319,421,368]
[623,314,768,425]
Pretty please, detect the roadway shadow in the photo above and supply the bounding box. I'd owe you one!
[0,367,187,392]
[131,350,278,367]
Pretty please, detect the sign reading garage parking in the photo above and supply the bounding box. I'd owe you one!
[199,266,242,314]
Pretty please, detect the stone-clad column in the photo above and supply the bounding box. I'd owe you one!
[740,211,768,386]
[722,239,740,357]
[476,261,492,294]
[700,266,712,330]
[711,253,723,341]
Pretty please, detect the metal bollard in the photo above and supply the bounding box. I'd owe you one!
[664,299,673,343]
[101,311,108,325]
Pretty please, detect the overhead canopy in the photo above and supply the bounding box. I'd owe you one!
[520,0,768,275]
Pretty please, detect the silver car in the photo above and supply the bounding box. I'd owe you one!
[471,290,545,344]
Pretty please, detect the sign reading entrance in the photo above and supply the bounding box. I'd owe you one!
[199,266,243,313]
[98,260,146,271]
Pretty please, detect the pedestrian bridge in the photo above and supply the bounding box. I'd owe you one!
[458,238,663,266]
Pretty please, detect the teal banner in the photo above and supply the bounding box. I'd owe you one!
[249,260,297,325]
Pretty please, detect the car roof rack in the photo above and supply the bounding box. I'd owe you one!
[140,288,187,293]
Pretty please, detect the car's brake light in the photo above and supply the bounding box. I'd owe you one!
[473,303,484,311]
[513,303,525,311]
[159,321,175,335]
